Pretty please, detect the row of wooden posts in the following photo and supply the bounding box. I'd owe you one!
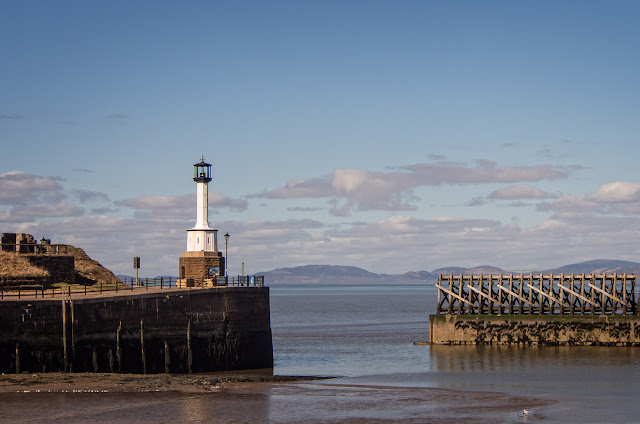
[436,273,638,315]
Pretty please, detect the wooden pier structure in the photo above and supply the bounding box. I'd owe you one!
[436,273,638,316]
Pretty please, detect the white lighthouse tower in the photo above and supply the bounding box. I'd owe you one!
[186,158,218,252]
[178,157,225,285]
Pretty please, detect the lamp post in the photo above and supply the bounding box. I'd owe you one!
[224,233,230,276]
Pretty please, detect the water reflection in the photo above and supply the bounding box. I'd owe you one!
[0,389,272,423]
[429,344,639,374]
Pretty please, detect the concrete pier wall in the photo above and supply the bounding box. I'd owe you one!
[0,287,273,373]
[430,314,640,346]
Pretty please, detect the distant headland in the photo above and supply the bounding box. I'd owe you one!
[258,259,640,284]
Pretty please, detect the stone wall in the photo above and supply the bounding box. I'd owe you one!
[0,287,273,373]
[0,233,16,252]
[179,251,226,280]
[430,314,640,346]
[23,255,75,285]
[1,233,39,253]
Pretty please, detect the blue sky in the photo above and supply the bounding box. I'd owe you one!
[2,1,640,276]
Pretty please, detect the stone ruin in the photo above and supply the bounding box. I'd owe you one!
[1,232,75,286]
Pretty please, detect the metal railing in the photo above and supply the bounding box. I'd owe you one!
[120,275,265,288]
[0,275,265,300]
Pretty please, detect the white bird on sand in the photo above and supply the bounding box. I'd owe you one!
[523,409,530,415]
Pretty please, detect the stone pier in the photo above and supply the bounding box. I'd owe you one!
[0,286,273,373]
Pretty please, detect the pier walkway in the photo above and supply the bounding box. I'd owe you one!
[0,275,265,301]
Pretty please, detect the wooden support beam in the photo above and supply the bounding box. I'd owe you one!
[436,284,475,307]
[496,284,533,306]
[527,284,563,306]
[588,283,625,306]
[556,282,596,307]
[467,284,502,305]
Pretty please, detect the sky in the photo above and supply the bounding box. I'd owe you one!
[2,0,640,277]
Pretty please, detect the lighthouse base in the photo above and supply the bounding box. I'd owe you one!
[178,251,225,286]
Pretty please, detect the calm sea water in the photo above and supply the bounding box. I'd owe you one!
[1,284,638,423]
[271,284,640,423]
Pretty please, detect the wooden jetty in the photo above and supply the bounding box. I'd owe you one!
[436,273,638,315]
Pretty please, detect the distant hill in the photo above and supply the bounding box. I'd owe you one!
[545,259,640,274]
[259,265,432,284]
[259,259,640,284]
[431,265,503,275]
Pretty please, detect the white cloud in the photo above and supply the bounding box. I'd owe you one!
[586,181,640,203]
[0,171,65,205]
[540,181,640,216]
[114,192,248,219]
[11,203,84,219]
[115,194,192,210]
[73,189,110,203]
[258,160,572,214]
[403,160,569,184]
[488,184,556,200]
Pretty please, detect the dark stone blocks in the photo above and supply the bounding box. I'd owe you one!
[0,287,273,374]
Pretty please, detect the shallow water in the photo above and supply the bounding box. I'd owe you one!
[270,284,640,423]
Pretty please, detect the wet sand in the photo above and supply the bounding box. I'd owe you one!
[0,371,327,393]
[0,373,552,423]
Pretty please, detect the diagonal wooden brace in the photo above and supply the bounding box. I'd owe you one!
[435,284,475,306]
[467,284,502,305]
[588,283,624,306]
[496,284,532,305]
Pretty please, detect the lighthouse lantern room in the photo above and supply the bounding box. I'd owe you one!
[178,157,225,285]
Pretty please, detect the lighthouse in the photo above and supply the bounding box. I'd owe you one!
[186,158,217,252]
[178,157,225,285]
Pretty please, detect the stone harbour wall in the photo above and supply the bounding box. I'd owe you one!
[0,287,273,373]
[23,255,75,286]
[430,314,640,346]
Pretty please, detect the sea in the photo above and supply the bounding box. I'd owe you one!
[2,283,638,423]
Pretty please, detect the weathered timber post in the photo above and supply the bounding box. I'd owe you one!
[92,349,98,373]
[187,319,192,373]
[164,341,170,374]
[62,300,68,371]
[15,342,20,374]
[70,300,75,362]
[140,319,146,374]
[116,321,122,373]
[436,275,441,314]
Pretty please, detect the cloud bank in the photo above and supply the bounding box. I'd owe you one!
[258,160,573,215]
